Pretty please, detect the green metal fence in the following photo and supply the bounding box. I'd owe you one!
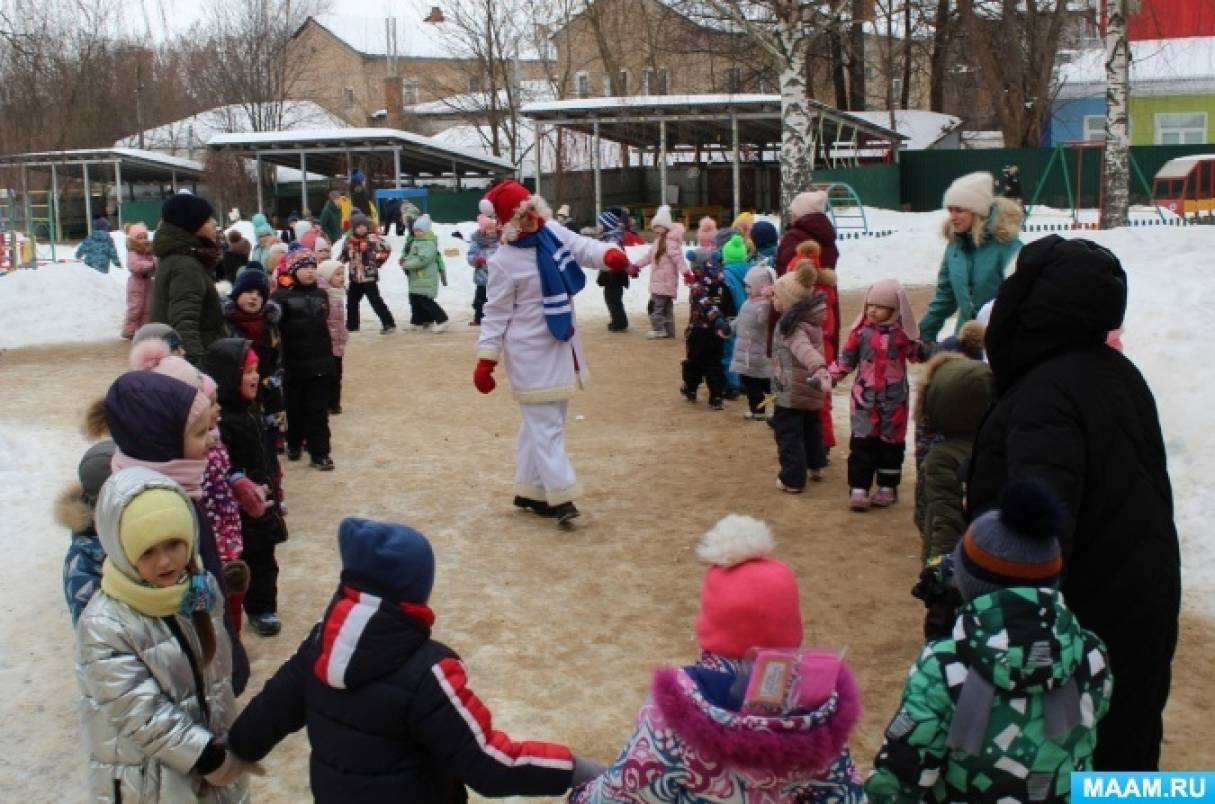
[816,164,901,210]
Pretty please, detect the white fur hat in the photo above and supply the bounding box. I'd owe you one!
[650,204,674,231]
[790,190,828,220]
[412,214,433,233]
[292,219,313,240]
[943,172,995,215]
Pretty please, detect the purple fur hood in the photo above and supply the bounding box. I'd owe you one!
[651,663,862,777]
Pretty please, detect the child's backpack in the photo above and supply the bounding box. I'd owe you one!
[435,244,448,286]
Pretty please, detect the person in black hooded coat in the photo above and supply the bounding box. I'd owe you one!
[967,235,1179,770]
[203,338,289,637]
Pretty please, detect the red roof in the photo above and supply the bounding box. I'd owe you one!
[1129,0,1215,40]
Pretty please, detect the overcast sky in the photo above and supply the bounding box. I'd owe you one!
[118,0,432,39]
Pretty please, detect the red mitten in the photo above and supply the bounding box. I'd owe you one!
[232,478,269,518]
[627,264,640,279]
[474,256,487,267]
[473,358,497,394]
[682,270,695,285]
[603,248,629,272]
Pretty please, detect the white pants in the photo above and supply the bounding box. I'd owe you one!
[514,401,580,505]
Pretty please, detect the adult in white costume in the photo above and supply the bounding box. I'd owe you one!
[473,180,632,524]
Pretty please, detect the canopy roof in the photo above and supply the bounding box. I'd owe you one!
[206,127,514,177]
[520,94,903,163]
[0,147,203,182]
[1155,153,1215,180]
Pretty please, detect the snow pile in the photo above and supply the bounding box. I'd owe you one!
[0,260,129,348]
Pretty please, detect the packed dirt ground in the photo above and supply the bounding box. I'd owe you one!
[2,286,1211,801]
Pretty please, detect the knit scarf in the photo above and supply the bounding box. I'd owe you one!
[100,555,214,617]
[515,227,585,342]
[112,450,206,500]
[229,308,266,346]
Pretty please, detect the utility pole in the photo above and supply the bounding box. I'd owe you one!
[1100,0,1132,228]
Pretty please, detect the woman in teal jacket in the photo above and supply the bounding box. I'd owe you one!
[919,172,1024,344]
[399,214,449,332]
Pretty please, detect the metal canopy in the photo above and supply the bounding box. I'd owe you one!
[520,94,904,158]
[0,147,203,183]
[206,128,514,178]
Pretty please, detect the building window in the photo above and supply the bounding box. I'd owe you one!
[402,79,419,106]
[641,67,654,95]
[865,65,876,80]
[602,74,612,96]
[657,67,669,95]
[727,66,742,93]
[1082,114,1106,142]
[618,69,629,95]
[1155,112,1206,144]
[575,71,589,99]
[468,75,483,93]
[342,87,355,109]
[758,76,770,93]
[891,77,903,100]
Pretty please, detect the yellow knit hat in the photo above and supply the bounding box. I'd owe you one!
[118,488,196,565]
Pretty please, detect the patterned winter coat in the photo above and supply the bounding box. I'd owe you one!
[401,231,444,298]
[636,224,687,298]
[201,443,243,562]
[467,230,499,287]
[342,231,391,283]
[772,295,831,411]
[830,320,925,443]
[570,656,864,803]
[74,469,244,803]
[319,279,348,357]
[58,483,104,625]
[866,588,1112,803]
[919,198,1023,343]
[76,230,121,273]
[686,256,736,332]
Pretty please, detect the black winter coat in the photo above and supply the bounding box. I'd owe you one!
[150,222,226,365]
[227,582,576,803]
[968,235,1179,771]
[273,284,336,377]
[202,338,288,549]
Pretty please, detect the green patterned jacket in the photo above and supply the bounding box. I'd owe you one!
[866,588,1112,803]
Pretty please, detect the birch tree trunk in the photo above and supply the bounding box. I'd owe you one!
[778,24,814,215]
[1101,0,1130,228]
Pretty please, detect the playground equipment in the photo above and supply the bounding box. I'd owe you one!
[1152,154,1215,216]
[1025,142,1166,225]
[816,182,869,234]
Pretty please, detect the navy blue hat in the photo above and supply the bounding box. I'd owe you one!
[338,518,435,603]
[161,193,214,234]
[751,220,778,250]
[230,266,269,299]
[597,210,622,230]
[92,216,110,233]
[105,371,199,462]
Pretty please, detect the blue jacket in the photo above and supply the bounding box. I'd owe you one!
[75,231,120,273]
[467,231,498,288]
[57,484,104,624]
[919,199,1024,342]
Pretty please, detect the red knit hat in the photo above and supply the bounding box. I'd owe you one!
[694,515,804,659]
[481,180,532,225]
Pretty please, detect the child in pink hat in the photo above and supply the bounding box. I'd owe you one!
[571,515,864,803]
[121,223,156,338]
[829,278,927,511]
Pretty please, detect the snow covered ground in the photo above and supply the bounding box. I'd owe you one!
[2,208,1212,616]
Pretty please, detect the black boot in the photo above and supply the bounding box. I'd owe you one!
[513,495,549,514]
[548,502,580,524]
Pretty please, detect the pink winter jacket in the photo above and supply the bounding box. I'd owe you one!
[636,224,687,298]
[122,249,156,337]
[319,279,348,357]
[570,660,864,803]
[772,296,831,411]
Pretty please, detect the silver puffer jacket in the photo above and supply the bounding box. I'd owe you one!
[74,466,246,803]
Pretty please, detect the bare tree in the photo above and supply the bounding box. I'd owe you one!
[1100,0,1129,228]
[956,0,1071,146]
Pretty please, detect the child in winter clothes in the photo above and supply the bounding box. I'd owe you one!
[399,213,450,332]
[224,268,285,474]
[74,466,257,801]
[76,216,121,274]
[198,378,249,636]
[720,233,751,393]
[750,219,779,266]
[467,213,498,326]
[317,260,348,413]
[265,242,288,281]
[61,439,116,624]
[829,278,926,511]
[635,205,685,339]
[793,240,841,454]
[249,213,277,269]
[681,248,734,409]
[204,338,290,639]
[728,264,776,420]
[342,210,397,333]
[916,353,993,563]
[122,223,156,338]
[219,228,250,283]
[597,209,633,332]
[771,262,831,492]
[696,215,717,249]
[274,248,337,471]
[226,517,603,801]
[866,480,1112,803]
[572,515,864,803]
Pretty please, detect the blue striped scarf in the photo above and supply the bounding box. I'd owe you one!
[515,227,585,342]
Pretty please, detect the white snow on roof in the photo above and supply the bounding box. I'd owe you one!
[0,147,202,174]
[1057,37,1215,97]
[522,94,779,114]
[115,102,349,157]
[206,127,515,171]
[848,110,962,150]
[1155,154,1215,180]
[307,11,543,61]
[407,80,556,116]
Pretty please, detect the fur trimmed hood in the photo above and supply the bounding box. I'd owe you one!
[816,267,837,288]
[651,663,861,777]
[55,482,94,534]
[941,196,1024,246]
